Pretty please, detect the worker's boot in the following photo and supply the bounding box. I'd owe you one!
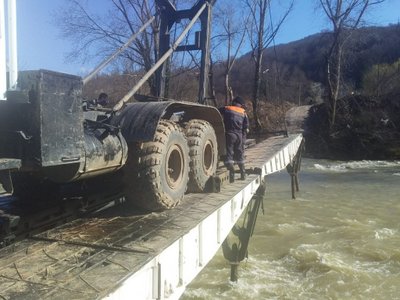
[239,164,247,180]
[229,170,235,183]
[227,166,235,183]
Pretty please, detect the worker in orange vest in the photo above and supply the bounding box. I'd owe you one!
[220,96,249,182]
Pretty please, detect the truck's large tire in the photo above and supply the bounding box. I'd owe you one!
[185,119,218,192]
[123,120,189,211]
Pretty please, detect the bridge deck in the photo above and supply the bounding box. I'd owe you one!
[0,134,303,300]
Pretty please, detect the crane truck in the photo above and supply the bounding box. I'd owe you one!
[0,0,226,212]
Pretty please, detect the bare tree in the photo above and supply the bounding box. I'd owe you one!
[213,2,249,104]
[245,0,293,131]
[56,0,177,96]
[318,0,385,128]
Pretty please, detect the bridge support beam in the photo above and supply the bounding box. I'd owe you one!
[222,176,267,282]
[286,139,305,199]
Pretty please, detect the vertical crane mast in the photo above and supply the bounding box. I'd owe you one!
[0,0,17,100]
[156,0,215,105]
[112,0,215,112]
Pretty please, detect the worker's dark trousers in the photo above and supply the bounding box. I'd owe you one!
[224,131,245,173]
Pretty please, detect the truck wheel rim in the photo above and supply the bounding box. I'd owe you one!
[166,145,184,189]
[203,140,214,175]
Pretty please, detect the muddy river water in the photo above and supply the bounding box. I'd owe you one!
[182,158,400,299]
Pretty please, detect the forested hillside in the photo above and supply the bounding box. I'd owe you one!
[213,24,400,105]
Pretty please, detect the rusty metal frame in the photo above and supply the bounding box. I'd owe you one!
[155,0,215,104]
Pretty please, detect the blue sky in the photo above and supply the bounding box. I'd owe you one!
[14,0,400,76]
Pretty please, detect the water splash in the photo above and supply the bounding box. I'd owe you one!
[314,160,400,173]
[375,228,397,240]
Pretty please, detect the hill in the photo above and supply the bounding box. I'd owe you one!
[213,24,400,104]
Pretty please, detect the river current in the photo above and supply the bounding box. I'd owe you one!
[181,158,400,300]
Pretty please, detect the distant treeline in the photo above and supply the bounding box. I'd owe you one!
[212,24,400,105]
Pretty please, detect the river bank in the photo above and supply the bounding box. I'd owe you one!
[304,93,400,160]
